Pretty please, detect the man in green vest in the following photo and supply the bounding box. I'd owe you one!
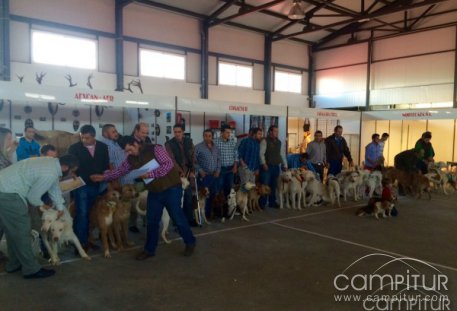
[90,136,196,260]
[259,125,287,209]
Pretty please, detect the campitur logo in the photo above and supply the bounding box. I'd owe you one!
[333,253,451,310]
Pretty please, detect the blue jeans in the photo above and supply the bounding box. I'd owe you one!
[218,166,235,197]
[328,160,343,176]
[260,164,281,207]
[73,184,100,246]
[182,187,194,224]
[198,174,219,214]
[145,186,196,255]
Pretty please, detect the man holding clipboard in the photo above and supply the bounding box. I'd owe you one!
[90,136,196,260]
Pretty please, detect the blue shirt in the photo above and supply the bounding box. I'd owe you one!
[100,137,135,185]
[238,137,260,171]
[195,142,221,174]
[365,142,381,167]
[16,137,41,161]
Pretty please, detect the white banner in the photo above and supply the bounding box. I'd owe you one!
[288,106,361,120]
[363,108,457,120]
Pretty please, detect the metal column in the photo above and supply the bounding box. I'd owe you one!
[200,20,209,99]
[365,32,373,110]
[308,45,314,108]
[115,0,129,91]
[0,0,10,81]
[264,34,272,105]
[454,25,457,108]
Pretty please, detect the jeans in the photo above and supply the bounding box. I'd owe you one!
[145,186,196,255]
[312,163,324,182]
[260,164,281,207]
[198,174,219,214]
[218,166,235,197]
[182,187,194,224]
[73,184,100,246]
[328,160,343,176]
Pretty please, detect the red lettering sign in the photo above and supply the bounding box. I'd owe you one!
[317,111,338,117]
[401,112,432,118]
[229,105,248,112]
[74,93,114,102]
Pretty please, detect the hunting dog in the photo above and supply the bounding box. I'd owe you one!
[89,189,120,258]
[277,170,293,209]
[230,182,256,221]
[356,201,395,219]
[40,207,90,265]
[248,184,271,212]
[288,170,303,210]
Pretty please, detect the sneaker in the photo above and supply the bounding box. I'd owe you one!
[24,268,55,279]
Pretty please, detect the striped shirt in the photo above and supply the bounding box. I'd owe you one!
[103,144,173,181]
[100,137,135,185]
[194,142,221,174]
[214,137,238,167]
[0,157,65,210]
[238,137,260,171]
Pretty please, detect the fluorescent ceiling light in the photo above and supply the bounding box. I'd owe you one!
[288,0,305,20]
[80,99,108,103]
[126,100,149,105]
[25,92,56,100]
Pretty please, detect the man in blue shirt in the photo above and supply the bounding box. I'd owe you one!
[365,133,382,171]
[16,126,41,161]
[238,128,263,185]
[195,129,221,214]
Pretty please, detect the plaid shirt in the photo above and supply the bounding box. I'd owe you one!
[0,157,65,210]
[238,137,260,171]
[214,137,238,167]
[100,137,135,185]
[194,141,221,175]
[103,145,173,181]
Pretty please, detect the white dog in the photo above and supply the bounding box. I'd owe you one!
[40,207,90,265]
[325,175,341,207]
[366,171,383,198]
[277,170,293,209]
[224,188,237,223]
[339,171,361,201]
[232,182,256,221]
[288,170,303,210]
[298,170,315,208]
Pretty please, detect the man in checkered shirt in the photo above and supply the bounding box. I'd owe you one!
[214,125,238,198]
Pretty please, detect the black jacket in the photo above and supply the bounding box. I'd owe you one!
[394,149,418,172]
[325,134,352,163]
[68,141,110,185]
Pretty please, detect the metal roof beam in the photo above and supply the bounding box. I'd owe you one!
[208,0,238,21]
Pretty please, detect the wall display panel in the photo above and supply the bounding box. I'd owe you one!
[124,4,200,49]
[401,120,427,151]
[138,108,175,146]
[0,100,11,129]
[209,26,264,61]
[315,43,368,70]
[427,119,454,162]
[11,0,115,33]
[386,121,403,167]
[272,41,308,69]
[373,27,455,61]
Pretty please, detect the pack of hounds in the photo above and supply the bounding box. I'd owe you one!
[32,161,457,265]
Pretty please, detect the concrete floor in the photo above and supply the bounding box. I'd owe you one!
[0,194,456,311]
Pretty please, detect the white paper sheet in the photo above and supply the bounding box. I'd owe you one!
[128,159,159,184]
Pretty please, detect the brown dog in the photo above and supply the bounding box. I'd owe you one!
[110,184,139,251]
[210,191,227,220]
[89,188,120,258]
[193,187,210,225]
[248,184,271,212]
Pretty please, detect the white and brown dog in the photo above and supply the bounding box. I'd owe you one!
[289,170,304,210]
[40,207,90,265]
[231,182,256,221]
[339,171,361,201]
[277,170,293,209]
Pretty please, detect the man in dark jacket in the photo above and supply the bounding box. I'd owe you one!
[165,124,196,226]
[394,149,420,173]
[325,125,353,176]
[68,125,109,251]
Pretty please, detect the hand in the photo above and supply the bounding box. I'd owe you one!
[262,164,268,171]
[200,171,207,178]
[90,174,105,182]
[41,204,52,210]
[232,165,238,174]
[140,173,150,179]
[189,172,195,178]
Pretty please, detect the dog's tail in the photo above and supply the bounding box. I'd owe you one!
[135,200,147,216]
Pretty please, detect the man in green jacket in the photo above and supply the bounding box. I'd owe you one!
[414,131,435,174]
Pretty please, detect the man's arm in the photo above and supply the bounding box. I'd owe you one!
[46,179,66,211]
[144,145,174,179]
[238,139,247,167]
[102,160,132,181]
[26,173,58,208]
[259,139,267,165]
[343,139,353,162]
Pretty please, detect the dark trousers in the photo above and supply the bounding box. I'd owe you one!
[145,186,196,255]
[260,164,281,207]
[218,166,235,197]
[182,187,194,224]
[328,160,343,176]
[73,184,100,246]
[416,160,428,174]
[312,163,324,182]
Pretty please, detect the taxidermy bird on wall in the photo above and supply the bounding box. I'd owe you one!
[87,74,94,89]
[131,79,143,94]
[16,74,24,83]
[124,81,134,93]
[65,74,77,87]
[36,72,46,84]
